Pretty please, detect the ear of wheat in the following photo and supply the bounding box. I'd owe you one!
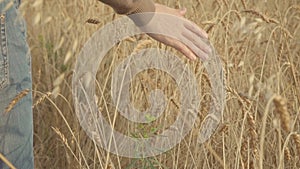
[86,18,100,24]
[4,89,30,115]
[293,133,300,161]
[273,95,291,132]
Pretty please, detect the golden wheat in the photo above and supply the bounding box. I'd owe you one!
[132,39,154,54]
[32,92,52,108]
[293,133,300,161]
[86,18,101,25]
[20,0,300,168]
[0,153,16,169]
[273,95,291,132]
[4,89,30,114]
[241,0,247,9]
[243,9,279,24]
[284,147,291,161]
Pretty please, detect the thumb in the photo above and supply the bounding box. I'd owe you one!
[178,8,187,16]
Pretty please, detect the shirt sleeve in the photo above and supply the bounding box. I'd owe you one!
[99,0,155,15]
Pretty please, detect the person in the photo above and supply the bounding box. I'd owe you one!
[0,0,209,168]
[100,0,210,60]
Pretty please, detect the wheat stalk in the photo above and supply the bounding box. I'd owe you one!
[221,0,229,9]
[32,92,52,108]
[132,39,154,54]
[0,153,16,169]
[227,86,258,167]
[242,9,279,24]
[241,0,247,9]
[4,89,30,114]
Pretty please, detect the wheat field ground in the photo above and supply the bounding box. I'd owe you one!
[19,0,300,168]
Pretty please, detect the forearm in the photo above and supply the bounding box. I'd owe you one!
[99,0,155,15]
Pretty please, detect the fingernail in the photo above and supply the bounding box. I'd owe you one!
[204,32,209,39]
[191,53,197,60]
[180,8,187,14]
[205,47,212,54]
[201,54,209,61]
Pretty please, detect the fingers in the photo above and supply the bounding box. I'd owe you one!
[148,33,197,60]
[180,21,211,60]
[143,5,211,61]
[169,38,197,60]
[178,8,187,16]
[181,32,210,60]
[182,31,211,54]
[156,35,208,61]
[183,22,208,39]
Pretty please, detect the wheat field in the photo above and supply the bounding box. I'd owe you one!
[18,0,300,168]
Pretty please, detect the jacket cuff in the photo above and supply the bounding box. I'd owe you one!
[127,0,155,27]
[128,0,155,14]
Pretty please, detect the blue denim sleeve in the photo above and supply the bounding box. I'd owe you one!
[0,0,33,168]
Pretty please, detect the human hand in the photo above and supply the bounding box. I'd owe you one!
[138,3,211,61]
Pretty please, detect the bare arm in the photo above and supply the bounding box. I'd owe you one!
[98,1,210,60]
[98,0,155,14]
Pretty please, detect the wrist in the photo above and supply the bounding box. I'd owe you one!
[127,0,156,27]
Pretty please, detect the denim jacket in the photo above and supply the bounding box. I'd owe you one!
[0,0,33,168]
